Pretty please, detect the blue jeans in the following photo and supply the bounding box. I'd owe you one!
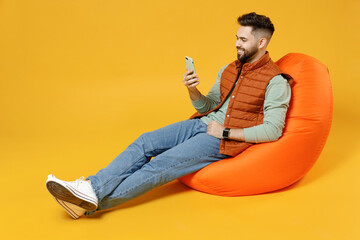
[86,119,230,215]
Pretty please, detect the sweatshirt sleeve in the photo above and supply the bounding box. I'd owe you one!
[243,75,291,143]
[191,65,228,114]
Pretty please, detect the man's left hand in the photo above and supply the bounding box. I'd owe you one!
[207,121,225,139]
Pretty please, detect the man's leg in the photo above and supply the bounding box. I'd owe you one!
[46,119,227,218]
[86,131,229,215]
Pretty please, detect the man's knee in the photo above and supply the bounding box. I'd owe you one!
[136,131,153,145]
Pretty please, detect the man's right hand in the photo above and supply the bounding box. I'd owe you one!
[183,70,200,89]
[183,70,201,101]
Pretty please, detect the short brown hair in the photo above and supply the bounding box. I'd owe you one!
[237,12,275,37]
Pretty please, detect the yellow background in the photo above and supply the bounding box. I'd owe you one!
[0,0,359,239]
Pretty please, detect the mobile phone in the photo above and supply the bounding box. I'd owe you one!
[185,56,196,74]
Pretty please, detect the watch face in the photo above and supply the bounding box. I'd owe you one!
[223,128,230,138]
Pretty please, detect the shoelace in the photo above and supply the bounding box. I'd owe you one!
[72,176,85,187]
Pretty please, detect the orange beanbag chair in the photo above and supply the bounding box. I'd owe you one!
[179,53,333,196]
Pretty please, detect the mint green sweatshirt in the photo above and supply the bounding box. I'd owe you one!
[191,65,291,143]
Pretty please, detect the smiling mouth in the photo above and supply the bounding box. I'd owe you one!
[237,48,244,53]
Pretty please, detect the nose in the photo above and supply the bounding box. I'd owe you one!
[235,39,241,48]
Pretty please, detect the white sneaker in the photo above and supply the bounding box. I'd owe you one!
[53,197,86,219]
[46,174,98,211]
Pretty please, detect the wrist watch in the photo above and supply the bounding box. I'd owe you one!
[222,128,230,140]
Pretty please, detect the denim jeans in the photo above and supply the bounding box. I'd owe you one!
[86,119,230,215]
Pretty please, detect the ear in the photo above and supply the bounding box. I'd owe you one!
[258,37,268,49]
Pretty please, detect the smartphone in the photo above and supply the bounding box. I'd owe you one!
[185,56,196,74]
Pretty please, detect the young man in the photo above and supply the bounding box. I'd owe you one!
[46,12,292,219]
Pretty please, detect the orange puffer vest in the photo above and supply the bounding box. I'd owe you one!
[190,52,292,156]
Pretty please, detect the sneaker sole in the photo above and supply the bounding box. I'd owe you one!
[54,198,82,219]
[46,181,97,211]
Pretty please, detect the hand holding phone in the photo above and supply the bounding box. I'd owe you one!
[183,56,199,89]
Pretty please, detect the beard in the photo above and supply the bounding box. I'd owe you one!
[237,45,259,63]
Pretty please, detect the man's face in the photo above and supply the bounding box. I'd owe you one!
[235,26,260,63]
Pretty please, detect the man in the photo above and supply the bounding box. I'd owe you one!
[46,12,292,219]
